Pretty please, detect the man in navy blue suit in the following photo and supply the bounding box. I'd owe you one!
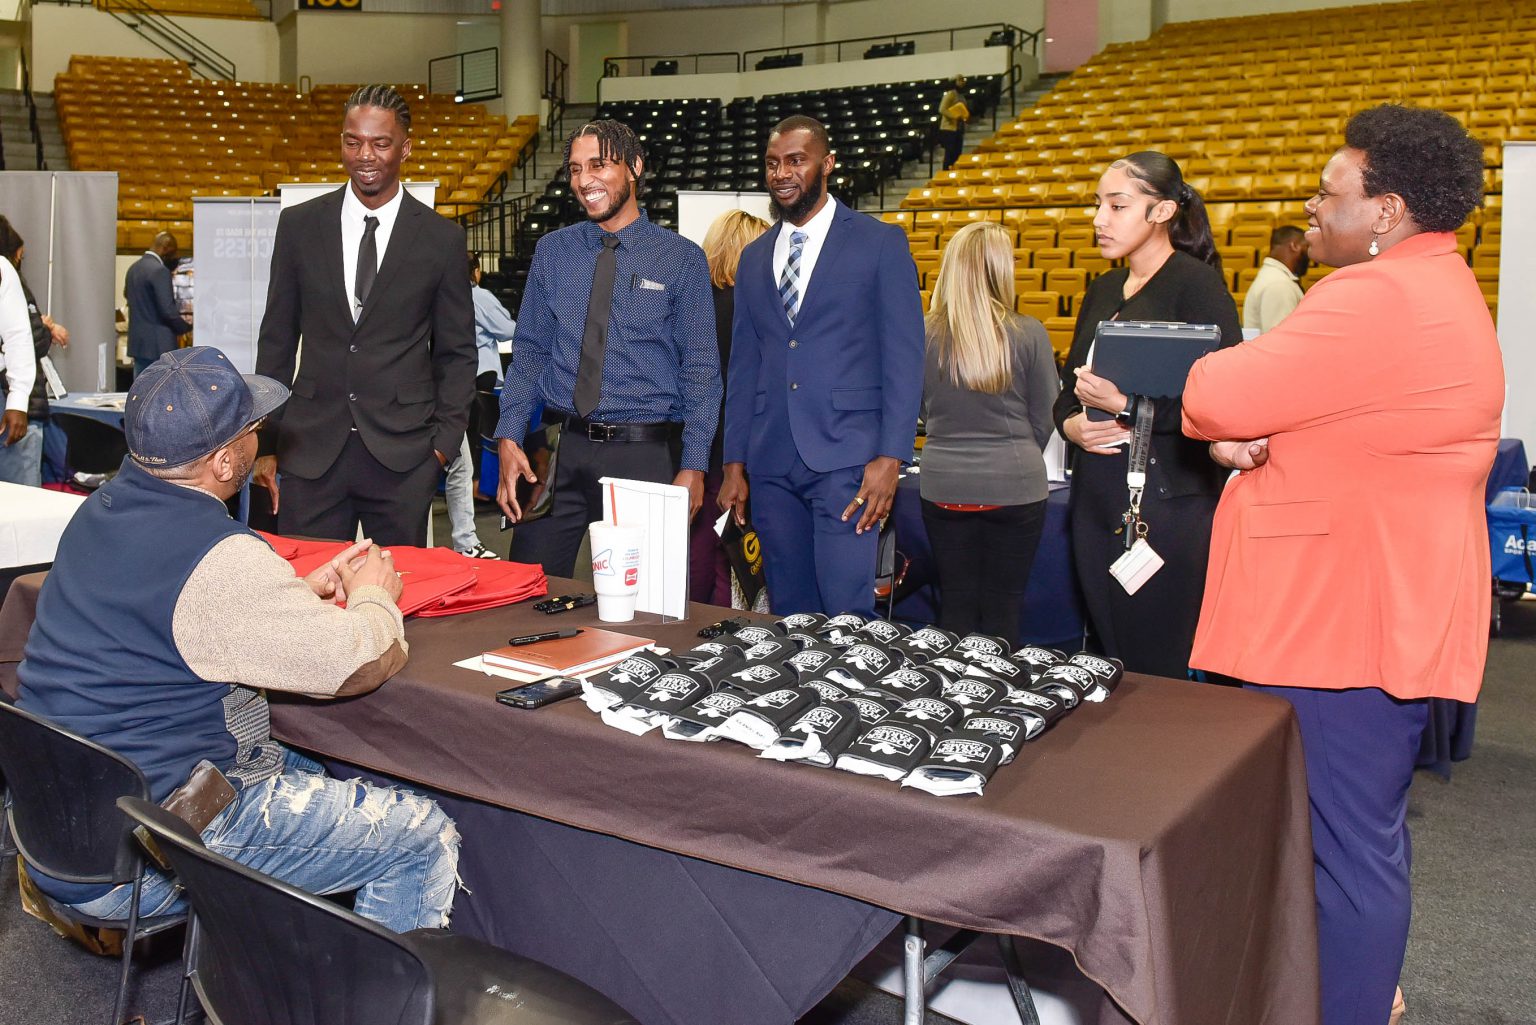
[124,232,192,379]
[719,116,923,616]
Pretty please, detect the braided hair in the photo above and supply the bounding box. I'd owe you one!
[344,84,412,134]
[563,120,646,198]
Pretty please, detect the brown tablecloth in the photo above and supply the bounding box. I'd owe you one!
[1,574,1320,1025]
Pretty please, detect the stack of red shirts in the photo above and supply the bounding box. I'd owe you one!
[257,533,547,617]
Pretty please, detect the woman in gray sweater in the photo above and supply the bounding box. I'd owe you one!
[920,221,1059,639]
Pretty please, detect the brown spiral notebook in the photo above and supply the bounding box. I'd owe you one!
[482,627,655,677]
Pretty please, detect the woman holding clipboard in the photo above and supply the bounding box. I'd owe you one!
[1050,152,1241,679]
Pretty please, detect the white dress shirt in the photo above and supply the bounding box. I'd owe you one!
[771,194,839,301]
[0,257,36,412]
[340,183,405,322]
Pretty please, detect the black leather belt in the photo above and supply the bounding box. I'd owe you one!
[543,409,677,443]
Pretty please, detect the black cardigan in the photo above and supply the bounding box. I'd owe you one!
[1051,249,1243,499]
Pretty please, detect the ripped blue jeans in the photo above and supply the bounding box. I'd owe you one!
[70,750,461,933]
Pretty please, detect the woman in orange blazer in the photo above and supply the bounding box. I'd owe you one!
[1183,106,1504,1025]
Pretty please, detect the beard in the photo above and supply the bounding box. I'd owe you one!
[584,176,634,226]
[231,445,255,492]
[770,166,825,224]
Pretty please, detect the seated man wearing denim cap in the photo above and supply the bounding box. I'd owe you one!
[16,346,460,932]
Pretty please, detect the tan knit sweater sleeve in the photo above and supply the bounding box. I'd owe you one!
[172,533,408,697]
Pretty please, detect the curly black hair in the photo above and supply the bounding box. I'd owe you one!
[563,120,647,198]
[1344,105,1483,233]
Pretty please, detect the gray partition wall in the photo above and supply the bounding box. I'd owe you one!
[0,171,118,392]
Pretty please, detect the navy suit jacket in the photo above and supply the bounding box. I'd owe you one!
[123,253,192,362]
[723,202,923,476]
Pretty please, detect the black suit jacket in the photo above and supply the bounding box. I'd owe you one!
[256,186,476,477]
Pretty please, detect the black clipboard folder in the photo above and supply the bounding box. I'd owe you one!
[1084,321,1222,421]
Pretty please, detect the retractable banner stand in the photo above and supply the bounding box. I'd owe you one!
[0,171,117,392]
[192,197,280,374]
[1499,142,1536,450]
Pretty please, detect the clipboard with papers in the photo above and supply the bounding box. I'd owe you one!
[1084,321,1222,421]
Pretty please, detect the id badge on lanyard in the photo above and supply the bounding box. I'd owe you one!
[1109,402,1164,595]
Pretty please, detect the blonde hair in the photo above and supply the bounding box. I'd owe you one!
[702,209,771,288]
[926,221,1016,394]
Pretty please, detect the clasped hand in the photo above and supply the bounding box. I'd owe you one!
[304,539,404,604]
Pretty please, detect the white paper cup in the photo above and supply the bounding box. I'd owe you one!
[589,521,644,622]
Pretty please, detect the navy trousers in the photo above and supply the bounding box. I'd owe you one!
[751,453,877,618]
[1248,683,1427,1025]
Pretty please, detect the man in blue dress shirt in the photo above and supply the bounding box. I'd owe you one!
[495,120,721,576]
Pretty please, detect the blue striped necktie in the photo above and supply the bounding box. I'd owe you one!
[778,230,808,324]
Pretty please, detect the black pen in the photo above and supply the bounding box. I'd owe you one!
[508,629,582,646]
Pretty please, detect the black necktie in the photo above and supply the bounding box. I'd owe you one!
[572,234,621,419]
[354,215,379,314]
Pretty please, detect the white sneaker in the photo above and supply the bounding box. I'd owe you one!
[460,543,500,560]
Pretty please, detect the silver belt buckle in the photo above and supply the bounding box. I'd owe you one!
[587,421,619,442]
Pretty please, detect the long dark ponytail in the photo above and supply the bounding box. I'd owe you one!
[1112,151,1221,274]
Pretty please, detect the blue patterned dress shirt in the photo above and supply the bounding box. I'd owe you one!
[496,211,721,471]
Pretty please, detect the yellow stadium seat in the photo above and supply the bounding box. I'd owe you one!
[1046,268,1089,296]
[1057,227,1096,249]
[1043,181,1088,205]
[912,211,947,234]
[1017,227,1057,250]
[1228,225,1274,249]
[1007,183,1051,206]
[935,187,972,209]
[1017,291,1061,320]
[902,187,942,209]
[1471,245,1501,268]
[1043,317,1077,363]
[1302,267,1332,290]
[948,209,996,227]
[1033,248,1073,271]
[1217,245,1259,269]
[1014,268,1046,292]
[1073,251,1112,274]
[1204,175,1253,201]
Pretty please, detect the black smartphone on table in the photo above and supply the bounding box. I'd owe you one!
[495,675,583,709]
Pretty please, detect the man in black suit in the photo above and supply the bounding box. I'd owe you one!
[254,85,475,547]
[124,232,192,379]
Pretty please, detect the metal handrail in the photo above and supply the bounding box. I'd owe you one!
[429,46,500,103]
[543,49,568,152]
[95,0,238,80]
[451,190,536,267]
[20,47,47,170]
[742,22,1038,70]
[600,52,742,79]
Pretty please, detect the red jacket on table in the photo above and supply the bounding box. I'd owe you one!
[1182,231,1504,701]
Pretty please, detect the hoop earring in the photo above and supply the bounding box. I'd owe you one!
[1368,234,1380,257]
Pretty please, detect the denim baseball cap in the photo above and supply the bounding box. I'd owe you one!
[126,347,289,467]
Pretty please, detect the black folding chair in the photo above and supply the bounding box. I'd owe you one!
[50,413,128,489]
[0,702,188,1025]
[118,796,640,1025]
